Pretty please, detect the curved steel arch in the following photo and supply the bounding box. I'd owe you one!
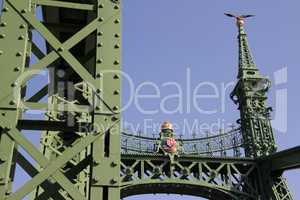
[121,181,239,200]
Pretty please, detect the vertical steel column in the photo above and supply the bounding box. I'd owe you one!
[90,1,121,199]
[0,0,31,199]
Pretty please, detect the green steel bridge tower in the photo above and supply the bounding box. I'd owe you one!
[0,1,299,200]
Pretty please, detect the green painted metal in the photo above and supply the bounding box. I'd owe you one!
[230,16,276,158]
[0,0,121,199]
[0,1,297,200]
[121,128,242,155]
[121,154,258,200]
[259,146,300,172]
[229,16,293,200]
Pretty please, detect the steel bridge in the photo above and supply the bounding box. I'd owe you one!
[0,0,299,200]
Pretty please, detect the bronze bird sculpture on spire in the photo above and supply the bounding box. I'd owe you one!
[225,13,255,27]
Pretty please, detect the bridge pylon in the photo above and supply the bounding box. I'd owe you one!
[228,14,293,199]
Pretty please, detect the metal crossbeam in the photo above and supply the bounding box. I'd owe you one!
[121,153,258,199]
[37,0,95,11]
[260,146,300,172]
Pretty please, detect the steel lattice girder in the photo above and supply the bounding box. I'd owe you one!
[120,154,259,199]
[0,0,122,200]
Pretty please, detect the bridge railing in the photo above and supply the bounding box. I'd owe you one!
[121,128,244,157]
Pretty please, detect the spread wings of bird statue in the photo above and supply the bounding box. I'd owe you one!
[224,13,255,27]
[224,13,255,19]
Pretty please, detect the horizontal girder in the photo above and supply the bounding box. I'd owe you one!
[121,153,258,200]
[259,146,300,172]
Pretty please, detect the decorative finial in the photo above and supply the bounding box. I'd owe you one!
[224,13,255,28]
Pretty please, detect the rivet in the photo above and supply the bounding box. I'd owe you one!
[96,73,103,78]
[97,31,103,36]
[0,50,3,55]
[93,160,100,166]
[11,83,16,87]
[114,19,120,24]
[114,5,119,10]
[9,100,15,105]
[16,52,22,56]
[110,178,117,184]
[21,9,27,14]
[113,74,119,79]
[111,116,118,121]
[96,89,102,93]
[18,35,25,40]
[95,106,100,111]
[93,175,100,182]
[0,34,5,39]
[111,162,117,167]
[19,24,26,29]
[2,7,9,12]
[98,4,104,8]
[113,106,119,111]
[96,59,103,64]
[114,44,120,49]
[1,22,7,27]
[98,17,104,22]
[14,67,20,72]
[114,33,120,38]
[113,60,120,65]
[97,43,103,47]
[113,90,120,95]
[1,113,6,116]
[4,126,11,131]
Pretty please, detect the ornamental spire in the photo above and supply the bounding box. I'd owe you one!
[225,13,258,78]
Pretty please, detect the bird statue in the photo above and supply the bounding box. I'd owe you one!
[224,13,255,27]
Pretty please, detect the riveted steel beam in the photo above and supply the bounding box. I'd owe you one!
[259,146,300,172]
[37,0,95,11]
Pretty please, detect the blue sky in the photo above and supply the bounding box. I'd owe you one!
[1,0,299,199]
[122,1,300,199]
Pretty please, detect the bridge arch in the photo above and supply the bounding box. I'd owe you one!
[121,181,239,200]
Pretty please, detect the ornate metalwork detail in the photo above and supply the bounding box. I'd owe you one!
[272,177,293,200]
[121,154,259,199]
[229,15,276,158]
[121,128,243,156]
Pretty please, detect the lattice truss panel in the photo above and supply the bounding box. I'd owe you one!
[0,0,121,199]
[272,177,293,200]
[120,155,259,200]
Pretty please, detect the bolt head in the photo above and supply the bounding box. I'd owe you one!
[110,178,117,184]
[111,116,118,121]
[113,90,120,95]
[111,162,117,167]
